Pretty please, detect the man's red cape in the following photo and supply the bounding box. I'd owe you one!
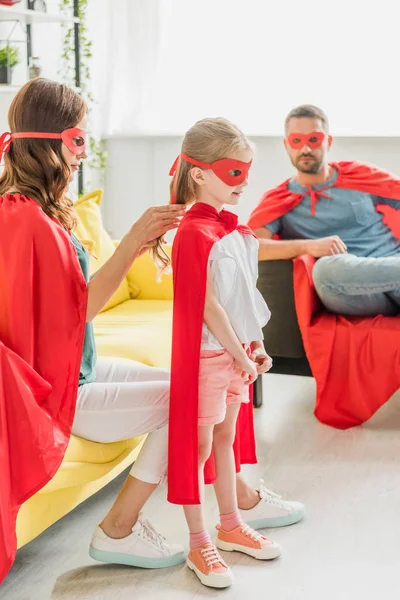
[168,202,257,505]
[0,195,87,583]
[248,161,400,428]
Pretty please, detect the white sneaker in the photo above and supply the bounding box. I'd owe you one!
[240,480,306,529]
[89,513,186,569]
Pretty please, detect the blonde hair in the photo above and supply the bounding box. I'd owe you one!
[152,117,253,270]
[173,117,253,205]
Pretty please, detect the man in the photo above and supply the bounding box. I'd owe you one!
[249,105,400,316]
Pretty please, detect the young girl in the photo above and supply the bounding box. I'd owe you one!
[165,118,281,588]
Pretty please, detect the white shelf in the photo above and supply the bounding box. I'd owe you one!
[0,5,79,25]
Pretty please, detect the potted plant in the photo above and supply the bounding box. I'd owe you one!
[0,45,19,85]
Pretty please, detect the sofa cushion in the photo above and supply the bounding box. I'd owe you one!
[126,248,173,300]
[94,299,173,368]
[74,190,132,311]
[38,435,145,492]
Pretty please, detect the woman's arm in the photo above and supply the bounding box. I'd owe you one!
[203,270,257,383]
[86,205,184,321]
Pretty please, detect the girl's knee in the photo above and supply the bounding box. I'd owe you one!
[198,439,213,465]
[213,423,236,448]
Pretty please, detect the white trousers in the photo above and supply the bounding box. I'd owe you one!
[72,357,169,485]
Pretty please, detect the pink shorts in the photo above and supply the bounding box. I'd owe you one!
[198,349,250,426]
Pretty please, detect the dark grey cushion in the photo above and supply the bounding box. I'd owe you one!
[257,260,306,359]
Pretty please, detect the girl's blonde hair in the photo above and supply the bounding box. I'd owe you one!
[152,117,253,270]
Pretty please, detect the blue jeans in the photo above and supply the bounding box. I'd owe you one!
[312,254,400,316]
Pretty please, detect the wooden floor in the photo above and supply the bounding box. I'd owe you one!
[2,373,400,600]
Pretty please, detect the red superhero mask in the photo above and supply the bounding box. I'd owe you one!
[169,152,252,186]
[0,128,86,161]
[286,132,331,150]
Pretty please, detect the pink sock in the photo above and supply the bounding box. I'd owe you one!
[190,530,212,550]
[220,510,242,532]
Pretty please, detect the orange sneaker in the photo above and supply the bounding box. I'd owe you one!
[186,543,234,588]
[216,523,281,560]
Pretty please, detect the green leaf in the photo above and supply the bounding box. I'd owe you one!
[0,45,20,68]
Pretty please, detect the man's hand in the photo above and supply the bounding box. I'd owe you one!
[249,344,273,375]
[304,236,347,258]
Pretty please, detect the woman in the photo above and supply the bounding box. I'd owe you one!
[0,78,304,584]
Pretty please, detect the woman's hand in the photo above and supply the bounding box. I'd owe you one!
[86,206,183,322]
[136,237,165,258]
[129,205,185,250]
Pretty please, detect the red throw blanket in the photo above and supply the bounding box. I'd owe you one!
[0,195,87,583]
[247,162,400,428]
[168,202,257,505]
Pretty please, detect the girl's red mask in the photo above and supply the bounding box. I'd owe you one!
[286,132,332,150]
[0,128,86,161]
[170,152,252,186]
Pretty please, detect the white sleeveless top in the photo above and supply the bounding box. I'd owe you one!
[201,230,271,350]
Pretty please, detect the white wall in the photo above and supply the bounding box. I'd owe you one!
[103,136,400,239]
[103,0,400,137]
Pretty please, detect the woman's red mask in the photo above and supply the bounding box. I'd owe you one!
[286,132,331,150]
[0,127,87,161]
[169,152,252,186]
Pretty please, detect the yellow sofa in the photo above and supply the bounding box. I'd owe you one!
[16,190,173,548]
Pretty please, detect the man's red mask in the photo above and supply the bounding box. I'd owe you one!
[286,132,331,150]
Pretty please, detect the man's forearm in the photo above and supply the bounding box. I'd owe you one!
[258,237,309,261]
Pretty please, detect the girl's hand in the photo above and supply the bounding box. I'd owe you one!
[250,346,273,374]
[234,356,258,385]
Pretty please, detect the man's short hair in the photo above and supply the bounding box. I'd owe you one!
[284,105,329,134]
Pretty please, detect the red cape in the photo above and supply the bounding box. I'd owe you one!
[248,162,400,428]
[168,202,257,505]
[248,161,400,230]
[0,195,87,583]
